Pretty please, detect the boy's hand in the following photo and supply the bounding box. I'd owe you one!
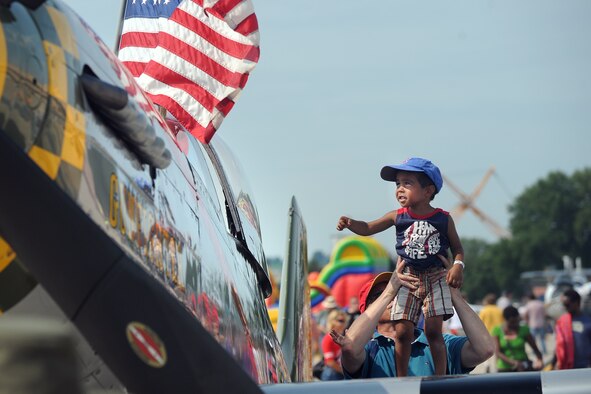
[446,264,464,288]
[336,216,352,231]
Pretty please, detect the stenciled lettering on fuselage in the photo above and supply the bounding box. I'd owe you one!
[108,173,184,288]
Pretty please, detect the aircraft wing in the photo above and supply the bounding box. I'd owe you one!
[261,369,591,394]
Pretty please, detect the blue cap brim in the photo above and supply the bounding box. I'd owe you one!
[380,164,424,182]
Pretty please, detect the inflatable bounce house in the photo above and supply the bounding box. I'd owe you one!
[266,270,280,331]
[310,236,392,312]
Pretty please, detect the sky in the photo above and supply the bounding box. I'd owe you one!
[62,0,590,260]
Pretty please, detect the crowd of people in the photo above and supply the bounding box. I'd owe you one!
[312,280,591,380]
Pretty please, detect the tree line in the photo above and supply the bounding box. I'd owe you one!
[461,168,591,303]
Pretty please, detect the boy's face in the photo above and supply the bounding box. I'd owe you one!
[395,171,433,208]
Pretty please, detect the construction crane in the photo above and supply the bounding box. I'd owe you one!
[443,167,511,239]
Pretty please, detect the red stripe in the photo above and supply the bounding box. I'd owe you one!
[235,13,258,36]
[132,335,158,363]
[172,8,258,60]
[119,31,158,50]
[210,0,242,18]
[121,61,147,78]
[156,32,246,88]
[135,326,162,358]
[130,327,161,363]
[216,97,234,117]
[144,63,219,112]
[243,44,260,63]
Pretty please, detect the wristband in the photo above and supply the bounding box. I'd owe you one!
[453,260,465,269]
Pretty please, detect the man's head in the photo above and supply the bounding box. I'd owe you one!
[561,289,581,315]
[483,293,497,306]
[348,296,359,312]
[321,295,338,310]
[358,272,392,313]
[380,157,443,201]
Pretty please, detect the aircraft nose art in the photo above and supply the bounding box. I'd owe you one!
[0,2,91,313]
[0,4,49,151]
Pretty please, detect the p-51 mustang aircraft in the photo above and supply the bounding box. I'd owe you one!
[0,0,310,392]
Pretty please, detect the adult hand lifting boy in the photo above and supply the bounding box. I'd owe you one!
[336,157,465,377]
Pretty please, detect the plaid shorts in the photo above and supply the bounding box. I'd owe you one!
[391,265,454,324]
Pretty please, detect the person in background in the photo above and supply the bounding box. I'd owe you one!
[316,296,339,335]
[478,293,504,372]
[492,305,544,372]
[337,157,465,376]
[497,291,513,310]
[554,289,591,369]
[320,309,348,380]
[345,296,361,329]
[479,293,504,334]
[330,266,495,378]
[522,293,548,355]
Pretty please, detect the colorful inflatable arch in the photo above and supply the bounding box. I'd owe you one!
[310,236,392,311]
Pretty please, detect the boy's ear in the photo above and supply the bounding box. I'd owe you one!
[426,184,436,198]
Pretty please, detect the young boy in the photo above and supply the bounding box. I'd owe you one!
[336,157,465,376]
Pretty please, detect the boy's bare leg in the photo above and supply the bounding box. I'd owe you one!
[394,320,414,377]
[425,316,447,375]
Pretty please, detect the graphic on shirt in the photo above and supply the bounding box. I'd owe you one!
[402,221,441,260]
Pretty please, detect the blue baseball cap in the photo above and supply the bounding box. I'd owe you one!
[380,157,443,193]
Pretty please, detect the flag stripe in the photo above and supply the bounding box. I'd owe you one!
[212,0,243,19]
[119,31,158,50]
[235,13,259,37]
[120,60,148,78]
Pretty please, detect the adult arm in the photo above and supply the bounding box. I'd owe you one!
[330,265,417,375]
[451,287,496,368]
[336,211,397,236]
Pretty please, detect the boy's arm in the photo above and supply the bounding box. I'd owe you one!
[336,211,397,236]
[446,216,464,288]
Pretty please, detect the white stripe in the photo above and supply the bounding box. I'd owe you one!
[211,110,224,130]
[374,377,422,394]
[129,326,164,365]
[541,369,591,394]
[118,46,154,64]
[121,17,161,34]
[260,377,422,393]
[224,0,255,30]
[180,1,259,46]
[226,87,242,102]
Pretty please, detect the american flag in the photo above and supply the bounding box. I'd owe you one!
[118,0,260,143]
